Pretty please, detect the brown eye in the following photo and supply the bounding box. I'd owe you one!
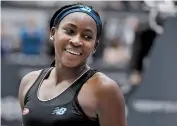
[64,28,74,35]
[84,35,93,40]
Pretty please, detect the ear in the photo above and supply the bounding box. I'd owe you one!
[50,27,55,41]
[93,41,99,54]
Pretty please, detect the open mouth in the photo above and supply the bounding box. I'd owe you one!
[65,49,81,56]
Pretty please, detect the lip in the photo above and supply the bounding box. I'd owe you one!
[64,49,82,56]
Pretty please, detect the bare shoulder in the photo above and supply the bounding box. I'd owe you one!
[18,69,42,110]
[91,72,122,96]
[20,70,42,87]
[90,72,127,126]
[90,72,125,108]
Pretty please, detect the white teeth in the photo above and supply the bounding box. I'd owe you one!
[66,49,81,56]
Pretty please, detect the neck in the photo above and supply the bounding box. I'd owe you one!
[53,60,89,84]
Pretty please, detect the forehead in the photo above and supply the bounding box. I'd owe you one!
[59,12,97,32]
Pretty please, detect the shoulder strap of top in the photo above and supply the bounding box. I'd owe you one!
[72,69,98,94]
[24,68,52,105]
[73,69,99,120]
[51,60,55,67]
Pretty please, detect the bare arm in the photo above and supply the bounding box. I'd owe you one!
[18,70,41,111]
[97,79,127,126]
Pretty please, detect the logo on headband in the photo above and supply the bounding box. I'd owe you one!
[80,6,91,12]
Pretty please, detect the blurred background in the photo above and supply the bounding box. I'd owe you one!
[1,1,177,126]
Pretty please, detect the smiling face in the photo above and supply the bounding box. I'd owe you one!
[51,12,98,68]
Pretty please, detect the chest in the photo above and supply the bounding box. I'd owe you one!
[22,68,99,126]
[23,102,84,126]
[38,80,72,101]
[23,93,98,126]
[37,80,98,117]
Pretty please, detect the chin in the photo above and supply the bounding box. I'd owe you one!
[62,60,83,68]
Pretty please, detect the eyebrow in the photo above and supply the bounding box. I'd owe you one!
[67,23,94,35]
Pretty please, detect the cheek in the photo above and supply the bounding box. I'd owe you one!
[83,42,95,56]
[53,33,68,58]
[54,31,69,49]
[55,30,69,43]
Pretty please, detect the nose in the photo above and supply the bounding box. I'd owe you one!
[69,35,83,47]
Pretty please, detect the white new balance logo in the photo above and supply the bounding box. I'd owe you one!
[51,107,67,115]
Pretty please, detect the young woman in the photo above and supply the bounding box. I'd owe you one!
[18,3,127,126]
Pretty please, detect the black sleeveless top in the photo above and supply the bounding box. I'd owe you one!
[22,67,99,126]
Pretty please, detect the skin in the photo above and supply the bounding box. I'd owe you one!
[19,12,127,126]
